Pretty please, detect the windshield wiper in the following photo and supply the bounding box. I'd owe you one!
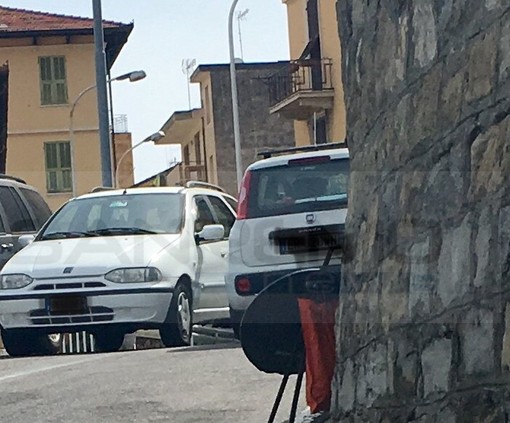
[41,231,100,240]
[91,227,159,236]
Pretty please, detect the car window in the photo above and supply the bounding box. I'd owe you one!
[194,196,215,233]
[40,193,184,239]
[222,196,238,214]
[20,187,52,228]
[0,186,36,233]
[207,196,235,238]
[248,157,349,218]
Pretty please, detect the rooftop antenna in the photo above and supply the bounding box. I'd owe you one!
[181,58,196,109]
[237,9,249,60]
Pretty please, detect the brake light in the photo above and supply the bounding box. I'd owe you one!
[235,277,252,295]
[236,170,252,220]
[288,155,331,165]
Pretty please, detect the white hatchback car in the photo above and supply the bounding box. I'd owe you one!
[226,144,348,335]
[0,183,237,356]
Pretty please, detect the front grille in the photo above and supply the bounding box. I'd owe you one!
[29,306,114,325]
[33,281,106,291]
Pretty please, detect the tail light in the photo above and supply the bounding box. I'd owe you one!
[288,155,331,165]
[235,276,252,295]
[236,170,252,220]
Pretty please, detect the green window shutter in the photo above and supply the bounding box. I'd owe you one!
[44,142,72,193]
[39,56,68,105]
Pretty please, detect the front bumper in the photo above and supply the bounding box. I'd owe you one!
[0,285,174,332]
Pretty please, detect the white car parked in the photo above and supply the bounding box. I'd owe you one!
[0,183,237,356]
[226,144,348,336]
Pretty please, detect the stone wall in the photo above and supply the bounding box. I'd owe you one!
[332,1,510,421]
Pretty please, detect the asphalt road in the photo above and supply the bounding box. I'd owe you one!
[0,343,305,423]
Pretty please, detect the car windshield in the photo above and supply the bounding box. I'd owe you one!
[248,157,349,218]
[39,193,184,240]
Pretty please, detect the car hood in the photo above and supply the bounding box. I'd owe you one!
[1,235,180,278]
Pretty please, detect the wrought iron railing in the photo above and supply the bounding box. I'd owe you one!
[268,58,334,107]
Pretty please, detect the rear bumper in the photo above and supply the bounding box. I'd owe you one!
[0,286,174,332]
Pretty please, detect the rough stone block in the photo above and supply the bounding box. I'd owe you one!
[412,2,437,68]
[474,208,494,288]
[437,214,473,307]
[460,308,495,375]
[421,338,452,397]
[337,359,355,412]
[466,29,498,102]
[409,239,432,316]
[356,343,388,407]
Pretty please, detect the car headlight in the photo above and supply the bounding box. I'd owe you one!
[0,274,33,289]
[104,267,162,283]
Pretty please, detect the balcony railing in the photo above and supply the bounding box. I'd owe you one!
[268,58,333,108]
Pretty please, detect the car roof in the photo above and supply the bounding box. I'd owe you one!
[74,186,235,201]
[247,148,349,171]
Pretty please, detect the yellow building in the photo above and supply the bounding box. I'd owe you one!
[269,0,346,146]
[0,6,133,210]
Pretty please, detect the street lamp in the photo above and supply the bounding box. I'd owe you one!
[115,130,165,188]
[228,0,244,190]
[68,70,147,197]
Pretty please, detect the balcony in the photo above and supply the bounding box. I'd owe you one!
[268,58,334,120]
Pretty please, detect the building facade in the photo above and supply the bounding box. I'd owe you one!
[269,0,346,146]
[0,6,132,210]
[158,62,296,196]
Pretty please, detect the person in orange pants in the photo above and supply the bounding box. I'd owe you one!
[296,297,338,422]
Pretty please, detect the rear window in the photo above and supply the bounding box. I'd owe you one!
[248,158,349,218]
[20,188,52,228]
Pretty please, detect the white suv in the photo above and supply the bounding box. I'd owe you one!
[226,144,348,335]
[0,183,237,356]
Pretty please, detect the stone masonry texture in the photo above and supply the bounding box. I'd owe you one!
[332,1,510,422]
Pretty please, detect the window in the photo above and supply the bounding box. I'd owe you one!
[194,196,215,232]
[248,158,349,218]
[20,188,52,228]
[45,141,72,193]
[222,196,238,214]
[39,56,68,105]
[194,133,202,165]
[207,196,235,238]
[183,145,190,165]
[0,186,35,233]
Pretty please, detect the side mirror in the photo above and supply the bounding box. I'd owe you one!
[18,234,35,248]
[196,224,225,243]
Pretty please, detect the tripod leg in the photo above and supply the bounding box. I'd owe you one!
[268,374,290,423]
[288,360,306,423]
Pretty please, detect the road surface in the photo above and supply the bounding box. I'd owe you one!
[0,343,305,423]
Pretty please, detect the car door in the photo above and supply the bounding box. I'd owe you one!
[193,195,234,312]
[0,185,37,267]
[0,210,14,270]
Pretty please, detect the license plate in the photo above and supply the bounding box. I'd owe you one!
[47,296,88,315]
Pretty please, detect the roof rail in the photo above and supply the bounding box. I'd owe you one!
[257,141,347,159]
[0,174,27,184]
[185,181,225,193]
[90,186,116,193]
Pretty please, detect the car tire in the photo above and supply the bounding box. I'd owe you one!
[160,283,192,348]
[1,329,60,357]
[94,330,125,353]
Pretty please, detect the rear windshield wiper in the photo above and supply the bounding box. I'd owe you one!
[91,227,159,235]
[40,231,100,240]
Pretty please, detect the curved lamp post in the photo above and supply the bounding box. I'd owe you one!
[228,0,243,190]
[115,130,165,188]
[69,70,146,197]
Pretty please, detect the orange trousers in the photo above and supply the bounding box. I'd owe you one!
[297,298,338,414]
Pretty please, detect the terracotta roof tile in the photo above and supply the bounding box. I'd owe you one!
[0,5,127,32]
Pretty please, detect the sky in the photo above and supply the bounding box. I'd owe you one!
[1,0,290,182]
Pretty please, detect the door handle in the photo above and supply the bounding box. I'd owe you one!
[1,243,14,252]
[221,251,227,258]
